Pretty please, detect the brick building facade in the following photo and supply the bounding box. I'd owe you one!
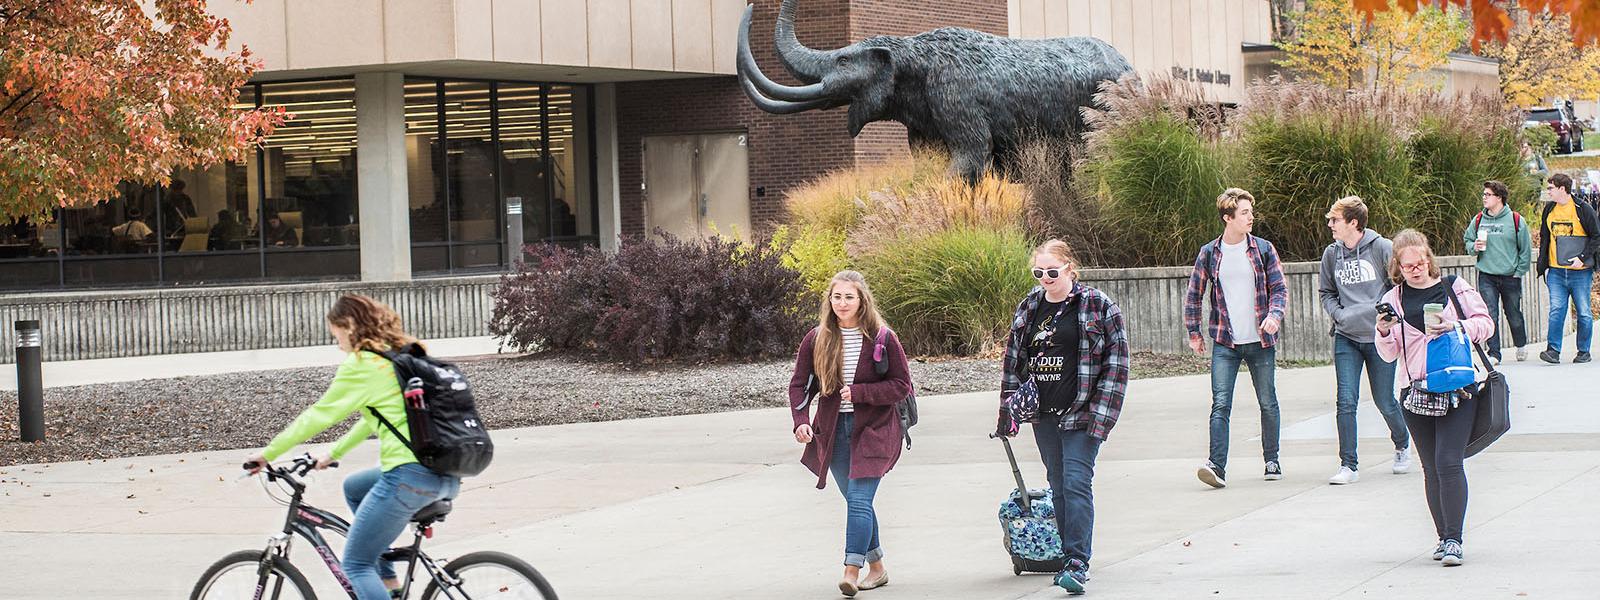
[615,0,1008,237]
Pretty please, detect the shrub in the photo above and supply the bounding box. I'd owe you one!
[489,235,811,361]
[1009,136,1114,267]
[773,224,849,298]
[856,226,1035,356]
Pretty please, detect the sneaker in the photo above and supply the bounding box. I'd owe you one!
[1488,354,1502,366]
[1264,461,1283,481]
[1197,462,1227,489]
[1328,466,1360,485]
[1054,568,1088,595]
[1431,540,1447,561]
[1577,351,1593,364]
[1440,539,1463,566]
[1541,348,1561,364]
[1516,346,1529,362]
[1392,449,1411,474]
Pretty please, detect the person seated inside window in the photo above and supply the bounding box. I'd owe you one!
[111,208,154,241]
[263,212,299,247]
[208,209,247,251]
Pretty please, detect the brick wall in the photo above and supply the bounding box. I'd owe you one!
[614,0,1008,236]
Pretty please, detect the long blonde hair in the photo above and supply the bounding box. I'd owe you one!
[813,271,887,395]
[326,294,417,354]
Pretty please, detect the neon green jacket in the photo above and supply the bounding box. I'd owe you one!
[263,350,417,471]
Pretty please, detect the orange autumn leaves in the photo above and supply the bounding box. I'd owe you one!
[0,0,284,218]
[1357,0,1600,49]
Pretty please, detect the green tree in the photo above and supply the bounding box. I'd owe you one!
[1278,0,1469,93]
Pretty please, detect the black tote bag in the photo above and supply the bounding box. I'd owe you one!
[1441,279,1511,458]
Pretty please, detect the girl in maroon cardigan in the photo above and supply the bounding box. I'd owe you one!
[788,270,913,597]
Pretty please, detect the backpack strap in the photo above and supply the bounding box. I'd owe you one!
[367,406,415,451]
[372,346,418,451]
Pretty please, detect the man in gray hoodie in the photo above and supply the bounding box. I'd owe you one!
[1318,196,1411,486]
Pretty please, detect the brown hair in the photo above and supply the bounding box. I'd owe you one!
[1482,180,1509,204]
[326,294,417,354]
[1548,173,1573,195]
[1387,229,1442,284]
[1326,196,1370,231]
[812,271,887,396]
[1216,188,1255,221]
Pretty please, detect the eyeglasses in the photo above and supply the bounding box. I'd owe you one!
[1399,261,1428,272]
[1032,267,1068,279]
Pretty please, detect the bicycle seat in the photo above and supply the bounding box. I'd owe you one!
[412,500,452,524]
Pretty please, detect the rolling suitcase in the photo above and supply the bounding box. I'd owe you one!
[995,435,1066,575]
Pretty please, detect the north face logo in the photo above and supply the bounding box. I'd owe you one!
[1336,259,1378,285]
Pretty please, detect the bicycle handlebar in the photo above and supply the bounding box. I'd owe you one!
[243,453,340,480]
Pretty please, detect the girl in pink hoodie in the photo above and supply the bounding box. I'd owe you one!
[1374,229,1494,568]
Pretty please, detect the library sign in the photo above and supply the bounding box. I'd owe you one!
[1172,66,1233,86]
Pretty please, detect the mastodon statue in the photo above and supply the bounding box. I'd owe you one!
[737,0,1134,184]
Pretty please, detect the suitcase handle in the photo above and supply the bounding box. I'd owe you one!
[991,433,1034,517]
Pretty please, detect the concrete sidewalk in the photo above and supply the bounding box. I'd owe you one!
[2,342,1597,599]
[0,336,505,390]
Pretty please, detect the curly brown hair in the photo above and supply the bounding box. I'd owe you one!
[326,294,417,353]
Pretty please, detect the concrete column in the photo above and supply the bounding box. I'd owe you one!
[355,72,411,281]
[594,83,623,253]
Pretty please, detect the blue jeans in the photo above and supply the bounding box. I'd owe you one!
[1477,272,1528,358]
[343,463,461,600]
[1333,334,1409,469]
[828,412,883,567]
[1032,415,1102,570]
[1545,267,1595,353]
[1208,342,1280,472]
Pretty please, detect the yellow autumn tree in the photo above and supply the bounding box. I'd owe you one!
[1277,0,1470,93]
[1481,9,1600,108]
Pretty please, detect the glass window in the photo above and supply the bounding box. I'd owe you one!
[407,78,447,275]
[255,80,360,279]
[59,182,163,286]
[445,81,502,270]
[548,85,594,243]
[0,212,58,290]
[497,83,549,257]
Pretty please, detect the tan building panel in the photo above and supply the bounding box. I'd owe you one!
[673,0,715,73]
[633,0,677,72]
[1227,0,1246,92]
[285,0,384,69]
[212,0,289,72]
[454,0,495,61]
[384,1,455,64]
[1043,0,1068,38]
[1018,0,1045,38]
[1209,0,1227,94]
[542,0,591,67]
[1088,0,1112,42]
[1007,0,1021,38]
[492,0,543,63]
[1064,0,1090,37]
[588,0,634,68]
[1151,0,1173,76]
[711,0,746,74]
[1111,0,1133,64]
[1131,0,1154,71]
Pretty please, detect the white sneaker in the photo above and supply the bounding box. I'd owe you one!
[1392,449,1411,474]
[1488,355,1502,367]
[1516,346,1529,362]
[1328,466,1360,485]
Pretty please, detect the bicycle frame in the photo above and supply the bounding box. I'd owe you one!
[251,459,462,600]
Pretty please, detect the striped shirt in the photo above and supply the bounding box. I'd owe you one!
[840,327,862,413]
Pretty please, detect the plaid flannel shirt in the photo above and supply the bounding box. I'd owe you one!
[1184,235,1289,348]
[1000,283,1131,440]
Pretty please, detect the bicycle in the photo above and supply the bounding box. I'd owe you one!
[190,453,558,600]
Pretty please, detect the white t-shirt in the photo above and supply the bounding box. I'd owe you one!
[839,327,863,413]
[1219,239,1261,345]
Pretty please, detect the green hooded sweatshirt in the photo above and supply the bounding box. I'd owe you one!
[1463,206,1532,277]
[262,350,417,471]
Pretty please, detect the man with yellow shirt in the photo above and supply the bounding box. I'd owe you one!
[1537,174,1600,364]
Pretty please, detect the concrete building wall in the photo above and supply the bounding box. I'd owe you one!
[208,0,749,76]
[1008,0,1272,104]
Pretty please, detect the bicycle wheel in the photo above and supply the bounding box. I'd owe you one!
[420,551,558,600]
[190,549,315,600]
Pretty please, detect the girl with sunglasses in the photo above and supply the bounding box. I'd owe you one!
[996,239,1130,595]
[787,270,912,597]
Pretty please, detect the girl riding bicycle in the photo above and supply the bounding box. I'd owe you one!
[245,294,460,600]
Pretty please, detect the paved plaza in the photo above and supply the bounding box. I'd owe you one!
[3,340,1597,599]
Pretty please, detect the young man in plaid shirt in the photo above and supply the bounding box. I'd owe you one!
[1185,188,1289,488]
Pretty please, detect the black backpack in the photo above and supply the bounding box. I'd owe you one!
[368,343,494,477]
[870,327,918,449]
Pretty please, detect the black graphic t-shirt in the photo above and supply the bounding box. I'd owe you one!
[1025,295,1080,414]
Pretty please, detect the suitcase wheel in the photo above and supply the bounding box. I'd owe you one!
[1011,555,1024,576]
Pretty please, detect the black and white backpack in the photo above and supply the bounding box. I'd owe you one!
[369,343,494,477]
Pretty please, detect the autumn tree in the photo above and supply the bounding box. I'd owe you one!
[1356,1,1600,49]
[1481,8,1600,107]
[0,0,283,219]
[1278,0,1470,92]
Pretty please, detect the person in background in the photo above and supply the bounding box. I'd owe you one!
[1536,173,1599,364]
[1461,180,1533,364]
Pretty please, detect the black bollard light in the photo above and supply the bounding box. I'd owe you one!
[15,320,43,442]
